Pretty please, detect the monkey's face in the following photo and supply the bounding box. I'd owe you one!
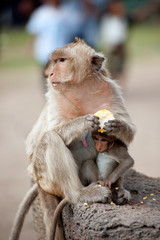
[47,39,105,89]
[92,133,116,153]
[48,55,74,88]
[93,134,110,153]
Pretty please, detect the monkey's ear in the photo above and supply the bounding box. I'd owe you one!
[91,55,105,71]
[74,37,79,43]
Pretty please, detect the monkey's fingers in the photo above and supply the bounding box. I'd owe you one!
[108,119,121,126]
[104,179,112,189]
[104,120,122,128]
[87,121,99,128]
[86,115,99,123]
[92,125,100,131]
[103,124,113,134]
[86,115,100,130]
[103,127,112,134]
[98,179,111,189]
[88,123,100,131]
[112,189,131,205]
[107,181,112,189]
[103,122,120,134]
[108,122,121,128]
[98,181,105,186]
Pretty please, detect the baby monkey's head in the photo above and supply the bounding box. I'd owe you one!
[92,131,116,153]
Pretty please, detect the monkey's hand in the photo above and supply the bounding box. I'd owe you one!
[79,183,111,204]
[85,115,100,131]
[103,119,123,134]
[99,172,117,189]
[99,180,131,205]
[54,115,100,146]
[103,119,135,145]
[112,187,131,205]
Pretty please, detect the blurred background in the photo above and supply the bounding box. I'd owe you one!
[0,0,160,239]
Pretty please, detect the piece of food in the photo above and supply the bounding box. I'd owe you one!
[94,109,114,133]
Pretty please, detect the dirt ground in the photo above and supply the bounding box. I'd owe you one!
[0,57,160,240]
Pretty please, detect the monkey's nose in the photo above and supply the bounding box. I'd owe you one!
[49,72,54,78]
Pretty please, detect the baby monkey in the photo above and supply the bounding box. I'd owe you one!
[92,131,134,205]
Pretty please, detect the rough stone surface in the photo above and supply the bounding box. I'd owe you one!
[62,169,160,239]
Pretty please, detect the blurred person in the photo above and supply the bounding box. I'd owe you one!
[18,0,39,24]
[26,0,88,90]
[99,0,128,79]
[98,0,160,80]
[61,0,100,48]
[26,0,67,67]
[59,0,85,44]
[79,0,99,48]
[26,0,104,67]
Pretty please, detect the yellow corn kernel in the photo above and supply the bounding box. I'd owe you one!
[98,128,104,133]
[143,196,147,200]
[83,203,88,206]
[97,184,102,187]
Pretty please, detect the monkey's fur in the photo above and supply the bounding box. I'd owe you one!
[12,38,135,240]
[9,132,133,240]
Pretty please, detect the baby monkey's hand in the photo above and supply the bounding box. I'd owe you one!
[99,179,112,189]
[99,172,117,189]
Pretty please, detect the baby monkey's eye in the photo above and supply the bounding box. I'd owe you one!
[102,138,107,142]
[93,136,98,141]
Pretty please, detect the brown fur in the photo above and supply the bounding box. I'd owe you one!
[26,38,136,239]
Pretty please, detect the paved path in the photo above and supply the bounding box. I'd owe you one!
[0,58,160,240]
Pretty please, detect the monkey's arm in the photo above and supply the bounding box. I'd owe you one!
[103,79,136,146]
[106,157,134,189]
[104,118,136,146]
[54,115,99,146]
[103,144,134,189]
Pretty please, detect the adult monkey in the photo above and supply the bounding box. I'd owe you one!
[26,38,136,239]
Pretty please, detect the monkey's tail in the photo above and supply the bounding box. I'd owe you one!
[50,198,68,240]
[9,183,38,240]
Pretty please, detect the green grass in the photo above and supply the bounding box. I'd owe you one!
[1,28,28,47]
[127,23,160,60]
[0,57,37,68]
[0,28,37,69]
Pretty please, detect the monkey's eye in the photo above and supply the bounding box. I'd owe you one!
[93,136,98,141]
[102,138,107,142]
[56,58,67,63]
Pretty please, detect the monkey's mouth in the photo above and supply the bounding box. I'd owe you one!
[97,149,106,153]
[52,82,61,87]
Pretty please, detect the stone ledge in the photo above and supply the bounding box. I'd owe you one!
[62,169,160,239]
